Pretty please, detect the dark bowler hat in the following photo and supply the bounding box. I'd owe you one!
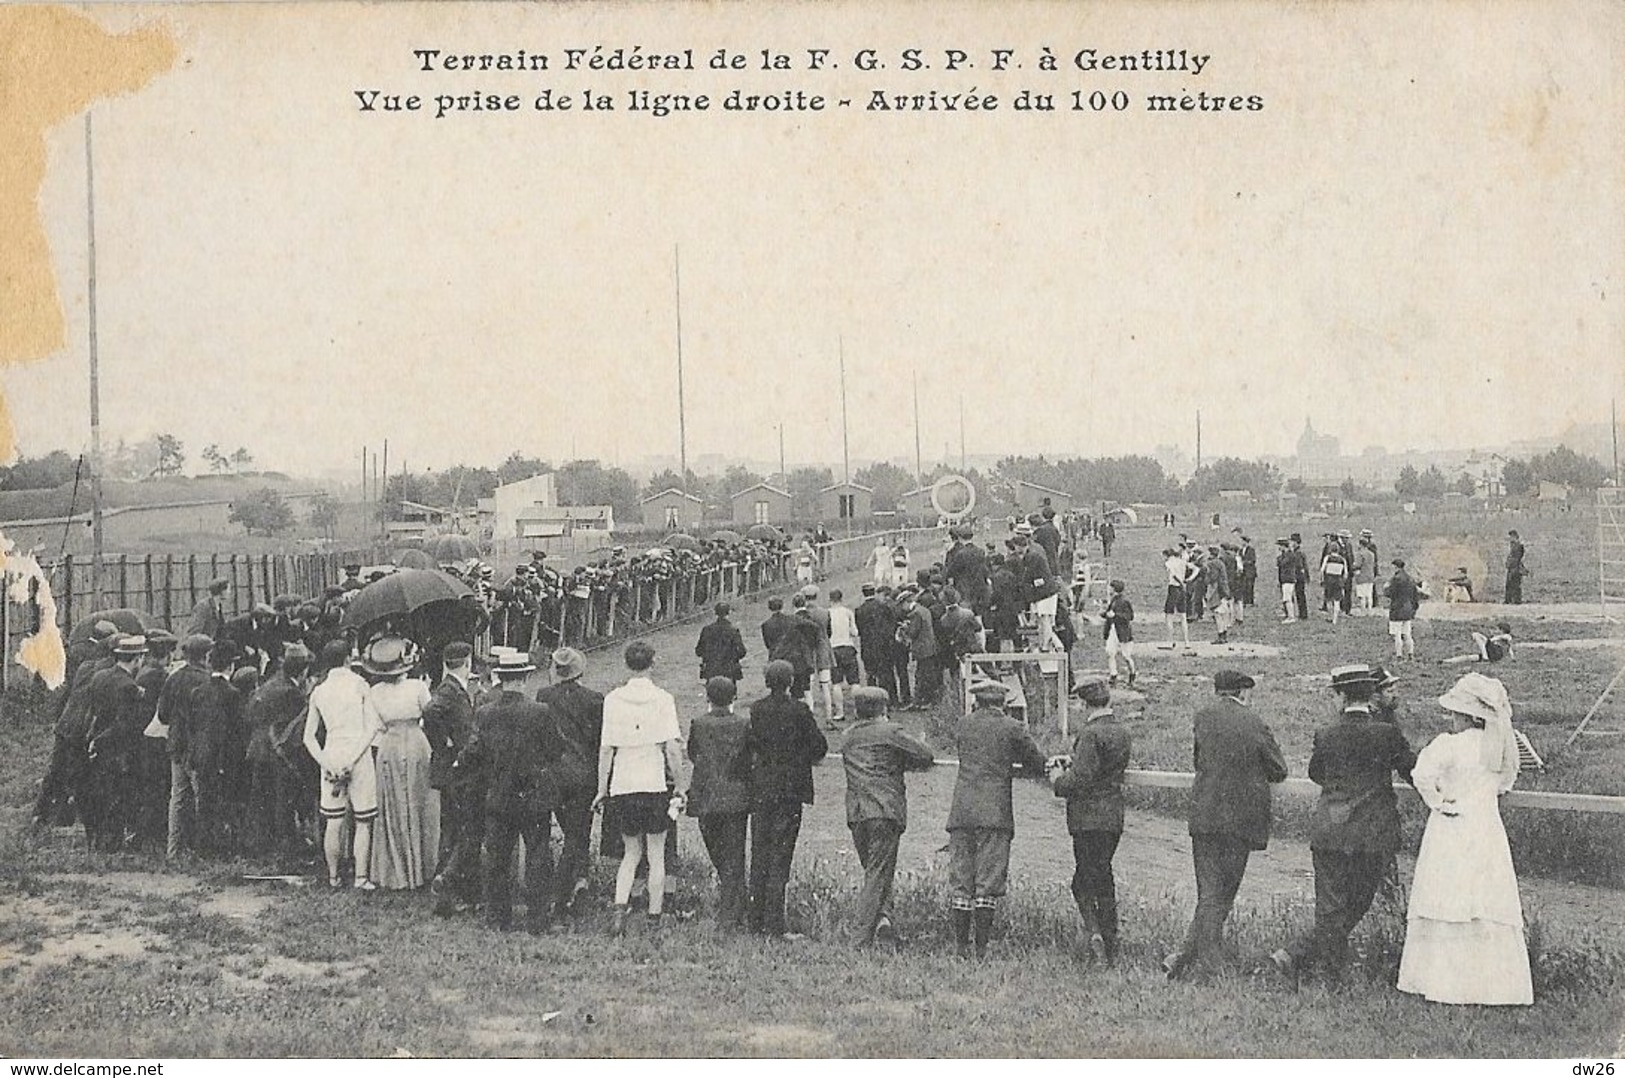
[1330,664,1379,693]
[1214,669,1255,693]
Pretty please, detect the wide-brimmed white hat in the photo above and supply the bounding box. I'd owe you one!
[1437,672,1511,725]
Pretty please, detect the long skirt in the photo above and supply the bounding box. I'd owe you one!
[370,724,441,890]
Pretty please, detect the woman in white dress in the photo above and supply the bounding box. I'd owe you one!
[363,636,441,890]
[1396,672,1533,1006]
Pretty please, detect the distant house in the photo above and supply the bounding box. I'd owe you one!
[1010,479,1074,515]
[640,488,704,531]
[818,481,873,523]
[511,505,614,539]
[483,473,560,540]
[1538,480,1571,502]
[729,482,792,526]
[385,499,450,541]
[897,486,933,521]
[1462,451,1508,497]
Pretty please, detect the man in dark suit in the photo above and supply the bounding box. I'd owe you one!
[160,633,215,860]
[759,597,794,657]
[741,659,828,937]
[458,653,566,933]
[853,583,897,702]
[1272,664,1416,983]
[424,641,478,915]
[695,601,747,684]
[1165,669,1287,979]
[1505,529,1527,604]
[33,620,119,828]
[187,642,248,856]
[534,646,604,917]
[243,645,311,856]
[943,525,991,616]
[185,578,231,639]
[79,634,151,851]
[946,679,1048,957]
[1032,507,1064,576]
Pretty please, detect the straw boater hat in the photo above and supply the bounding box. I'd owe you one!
[112,634,149,657]
[494,652,536,677]
[360,636,415,677]
[1329,664,1378,694]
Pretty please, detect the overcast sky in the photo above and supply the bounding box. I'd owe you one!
[5,1,1622,477]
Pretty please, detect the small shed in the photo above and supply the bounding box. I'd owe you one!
[897,486,933,521]
[730,482,793,526]
[1010,479,1075,515]
[819,481,873,522]
[640,488,704,531]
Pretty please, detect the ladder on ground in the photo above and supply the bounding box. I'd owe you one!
[1566,487,1625,745]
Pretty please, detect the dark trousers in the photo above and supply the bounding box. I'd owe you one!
[245,754,293,855]
[1286,848,1388,975]
[1174,834,1253,972]
[79,750,136,850]
[483,813,554,930]
[850,818,902,943]
[1070,830,1122,952]
[862,647,896,702]
[748,802,802,935]
[440,798,486,903]
[1293,581,1309,620]
[698,811,749,928]
[1506,570,1523,604]
[551,791,595,907]
[913,654,940,706]
[890,644,912,706]
[136,739,171,849]
[34,734,84,825]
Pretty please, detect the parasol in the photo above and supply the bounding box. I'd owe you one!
[423,534,481,563]
[746,524,784,543]
[710,529,742,544]
[67,608,157,645]
[663,533,700,551]
[394,549,437,570]
[340,569,472,629]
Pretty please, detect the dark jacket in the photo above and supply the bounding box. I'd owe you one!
[56,655,114,741]
[943,542,991,610]
[695,617,747,682]
[461,689,566,822]
[420,673,475,790]
[1014,546,1058,603]
[1385,569,1422,621]
[947,706,1047,832]
[244,672,307,768]
[686,708,750,817]
[84,664,146,757]
[156,662,212,764]
[853,597,895,659]
[899,603,937,659]
[740,692,828,807]
[1307,704,1416,853]
[988,565,1022,628]
[1102,595,1134,644]
[760,611,795,655]
[534,679,604,796]
[188,674,246,777]
[1189,696,1288,850]
[839,719,934,828]
[1032,522,1063,575]
[1053,710,1133,833]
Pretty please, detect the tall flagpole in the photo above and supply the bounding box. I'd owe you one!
[839,337,850,486]
[912,370,923,492]
[85,112,105,602]
[674,246,688,494]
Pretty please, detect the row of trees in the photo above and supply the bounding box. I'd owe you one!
[0,434,257,490]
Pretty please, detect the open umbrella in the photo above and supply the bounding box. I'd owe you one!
[394,549,437,570]
[424,534,481,563]
[746,523,784,543]
[68,608,157,645]
[663,532,700,552]
[340,569,472,629]
[710,529,742,544]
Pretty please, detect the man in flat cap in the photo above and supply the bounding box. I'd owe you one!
[1165,669,1287,979]
[185,578,231,640]
[840,686,934,948]
[1270,664,1416,984]
[947,678,1047,957]
[1051,674,1132,965]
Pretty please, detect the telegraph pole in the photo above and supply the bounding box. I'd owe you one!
[912,370,923,492]
[778,423,786,484]
[674,246,688,494]
[839,337,850,485]
[85,111,105,602]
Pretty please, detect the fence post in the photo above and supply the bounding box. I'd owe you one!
[262,555,272,605]
[187,554,198,614]
[161,556,174,629]
[62,557,74,637]
[607,589,618,640]
[143,555,154,616]
[117,554,129,609]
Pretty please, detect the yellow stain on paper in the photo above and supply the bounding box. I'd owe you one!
[0,6,177,684]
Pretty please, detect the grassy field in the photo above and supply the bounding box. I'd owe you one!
[2,506,1622,1057]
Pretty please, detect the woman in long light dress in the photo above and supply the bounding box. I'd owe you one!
[1397,672,1533,1006]
[363,636,441,890]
